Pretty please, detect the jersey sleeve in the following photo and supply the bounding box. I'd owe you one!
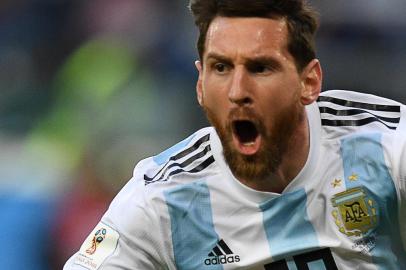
[63,158,169,270]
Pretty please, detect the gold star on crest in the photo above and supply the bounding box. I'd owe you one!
[331,179,342,188]
[348,173,358,181]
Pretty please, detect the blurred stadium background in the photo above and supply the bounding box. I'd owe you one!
[0,0,405,269]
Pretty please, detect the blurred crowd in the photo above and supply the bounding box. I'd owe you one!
[0,1,405,269]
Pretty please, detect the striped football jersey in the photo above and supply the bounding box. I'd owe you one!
[64,90,406,270]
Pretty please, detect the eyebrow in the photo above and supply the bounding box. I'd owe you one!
[205,52,282,70]
[205,52,233,66]
[245,56,282,71]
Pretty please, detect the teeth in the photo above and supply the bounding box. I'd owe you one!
[243,142,255,146]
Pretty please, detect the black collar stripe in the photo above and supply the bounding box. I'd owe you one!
[321,117,397,130]
[145,156,215,185]
[144,133,210,181]
[144,144,211,182]
[319,106,400,123]
[318,96,400,112]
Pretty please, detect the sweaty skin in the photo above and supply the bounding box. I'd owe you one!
[195,16,322,193]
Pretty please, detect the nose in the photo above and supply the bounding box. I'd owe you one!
[228,67,252,106]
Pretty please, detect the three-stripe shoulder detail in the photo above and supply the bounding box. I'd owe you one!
[317,95,401,130]
[143,133,214,185]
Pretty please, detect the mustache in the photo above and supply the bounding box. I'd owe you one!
[228,107,259,122]
[227,107,266,136]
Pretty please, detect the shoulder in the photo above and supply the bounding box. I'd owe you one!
[97,127,217,248]
[105,126,217,217]
[316,90,404,139]
[139,126,216,187]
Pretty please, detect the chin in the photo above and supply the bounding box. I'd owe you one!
[205,109,281,181]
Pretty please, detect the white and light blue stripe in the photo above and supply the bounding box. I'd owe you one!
[341,133,406,269]
[164,180,222,270]
[260,189,320,268]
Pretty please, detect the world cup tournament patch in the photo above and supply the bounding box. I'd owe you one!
[74,222,119,270]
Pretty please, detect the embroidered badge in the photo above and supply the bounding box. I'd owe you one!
[331,187,377,237]
[348,173,358,182]
[74,222,119,270]
[331,178,342,188]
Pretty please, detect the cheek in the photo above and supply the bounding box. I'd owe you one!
[202,79,229,112]
[257,82,301,121]
[264,77,301,103]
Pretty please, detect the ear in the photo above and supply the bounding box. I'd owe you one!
[300,59,322,105]
[195,60,204,106]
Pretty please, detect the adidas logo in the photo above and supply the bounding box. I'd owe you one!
[204,239,240,265]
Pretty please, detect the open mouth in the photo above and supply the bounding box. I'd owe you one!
[232,120,261,155]
[233,120,258,144]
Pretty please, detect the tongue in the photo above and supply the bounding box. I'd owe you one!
[235,136,261,155]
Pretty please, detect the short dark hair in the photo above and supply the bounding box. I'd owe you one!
[189,0,319,71]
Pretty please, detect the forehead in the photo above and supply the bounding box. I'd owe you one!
[204,16,290,60]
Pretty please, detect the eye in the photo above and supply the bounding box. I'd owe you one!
[248,63,270,74]
[213,63,229,73]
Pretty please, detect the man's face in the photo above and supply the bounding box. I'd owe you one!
[196,16,318,182]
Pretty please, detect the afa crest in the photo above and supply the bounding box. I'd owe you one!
[331,187,377,237]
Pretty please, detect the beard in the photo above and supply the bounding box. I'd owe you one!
[204,103,302,183]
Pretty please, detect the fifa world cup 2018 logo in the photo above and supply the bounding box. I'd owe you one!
[86,228,107,255]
